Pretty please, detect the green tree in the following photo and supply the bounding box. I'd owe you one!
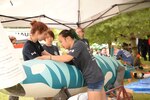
[85,8,150,61]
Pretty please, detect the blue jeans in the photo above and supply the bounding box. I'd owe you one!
[87,80,104,91]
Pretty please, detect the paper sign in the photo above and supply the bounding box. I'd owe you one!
[0,23,26,89]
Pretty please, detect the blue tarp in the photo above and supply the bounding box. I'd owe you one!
[125,77,150,93]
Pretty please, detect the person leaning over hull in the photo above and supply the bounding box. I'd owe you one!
[22,20,51,61]
[40,29,106,100]
[22,20,52,100]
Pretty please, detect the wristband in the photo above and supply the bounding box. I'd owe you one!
[49,55,51,60]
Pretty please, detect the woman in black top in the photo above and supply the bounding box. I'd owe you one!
[42,29,106,100]
[43,29,60,55]
[22,21,53,100]
[22,21,51,61]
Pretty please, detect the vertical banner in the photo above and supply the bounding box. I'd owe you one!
[0,23,26,89]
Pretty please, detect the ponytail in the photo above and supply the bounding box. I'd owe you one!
[30,20,48,34]
[59,29,80,40]
[69,29,80,40]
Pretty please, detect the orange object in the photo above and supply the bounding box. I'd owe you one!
[14,43,24,48]
[124,62,127,65]
[148,39,150,45]
[136,54,141,58]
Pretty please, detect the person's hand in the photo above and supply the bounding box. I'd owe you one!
[36,55,51,60]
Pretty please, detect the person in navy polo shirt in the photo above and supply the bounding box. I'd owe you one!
[22,20,51,61]
[76,27,89,48]
[41,29,106,100]
[43,29,60,56]
[22,20,52,100]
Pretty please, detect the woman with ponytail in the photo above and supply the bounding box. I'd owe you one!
[22,21,54,100]
[45,29,106,100]
[22,20,52,61]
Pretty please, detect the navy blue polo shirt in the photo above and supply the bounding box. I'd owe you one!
[68,40,104,83]
[80,38,89,48]
[43,44,60,55]
[22,40,44,61]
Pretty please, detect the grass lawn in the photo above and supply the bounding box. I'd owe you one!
[0,58,150,100]
[133,93,150,100]
[0,92,34,100]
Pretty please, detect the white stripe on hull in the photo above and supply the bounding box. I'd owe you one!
[21,83,87,97]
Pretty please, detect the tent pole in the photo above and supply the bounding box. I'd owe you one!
[44,15,72,29]
[80,13,119,25]
[1,0,149,28]
[1,15,45,23]
[1,19,31,23]
[0,15,30,23]
[118,2,141,13]
[83,6,114,28]
[10,0,13,6]
[0,14,76,28]
[115,0,150,6]
[81,2,143,25]
[77,0,81,28]
[82,0,148,28]
[46,23,76,25]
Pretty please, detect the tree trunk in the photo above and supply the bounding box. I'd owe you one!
[130,33,140,66]
[108,42,112,56]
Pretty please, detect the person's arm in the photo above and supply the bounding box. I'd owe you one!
[41,50,51,55]
[116,50,122,60]
[51,55,73,62]
[23,45,40,60]
[43,41,82,63]
[38,41,83,62]
[36,55,51,60]
[37,42,50,55]
[56,46,60,55]
[36,54,73,62]
[23,44,51,60]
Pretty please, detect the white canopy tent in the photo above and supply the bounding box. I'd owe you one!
[0,0,150,29]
